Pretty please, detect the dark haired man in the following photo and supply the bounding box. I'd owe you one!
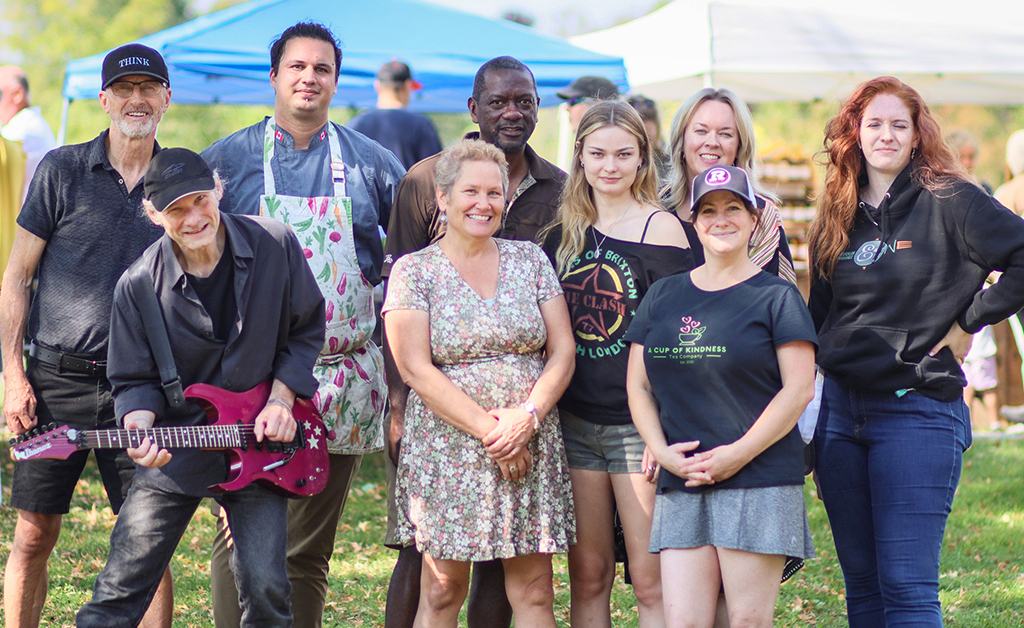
[380,55,566,628]
[201,21,405,628]
[1,43,173,628]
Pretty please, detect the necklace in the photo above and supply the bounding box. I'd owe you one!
[593,201,636,258]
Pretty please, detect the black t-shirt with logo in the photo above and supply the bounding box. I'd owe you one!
[544,225,694,425]
[624,271,816,493]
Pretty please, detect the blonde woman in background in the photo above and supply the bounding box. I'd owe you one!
[663,88,796,284]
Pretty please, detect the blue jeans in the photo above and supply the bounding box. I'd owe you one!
[813,377,970,628]
[77,475,291,628]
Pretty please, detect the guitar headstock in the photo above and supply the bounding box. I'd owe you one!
[9,423,86,461]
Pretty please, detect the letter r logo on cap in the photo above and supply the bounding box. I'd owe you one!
[706,168,730,186]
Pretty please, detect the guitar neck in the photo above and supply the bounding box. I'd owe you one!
[87,424,246,451]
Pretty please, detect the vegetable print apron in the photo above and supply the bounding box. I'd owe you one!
[259,118,385,453]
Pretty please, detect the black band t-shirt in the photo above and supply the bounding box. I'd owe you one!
[624,271,816,493]
[544,224,694,425]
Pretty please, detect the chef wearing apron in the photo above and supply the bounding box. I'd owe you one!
[200,22,405,628]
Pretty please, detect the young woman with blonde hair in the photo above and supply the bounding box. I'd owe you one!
[542,100,692,627]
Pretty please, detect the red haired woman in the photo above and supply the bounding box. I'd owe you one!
[808,76,1024,627]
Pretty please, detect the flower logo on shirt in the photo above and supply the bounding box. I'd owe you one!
[678,316,706,345]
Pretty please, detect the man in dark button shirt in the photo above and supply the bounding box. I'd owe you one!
[380,55,567,628]
[0,43,173,628]
[77,147,325,628]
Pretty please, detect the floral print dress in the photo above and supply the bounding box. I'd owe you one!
[383,239,576,561]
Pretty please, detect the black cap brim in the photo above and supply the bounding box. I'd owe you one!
[148,175,216,213]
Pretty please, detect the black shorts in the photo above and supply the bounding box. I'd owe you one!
[9,359,135,515]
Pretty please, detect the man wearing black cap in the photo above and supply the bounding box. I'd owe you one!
[0,42,173,628]
[76,147,324,628]
[349,60,443,169]
[557,75,620,132]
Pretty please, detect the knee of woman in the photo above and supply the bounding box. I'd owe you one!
[509,574,555,609]
[423,574,469,611]
[629,571,663,609]
[568,551,616,597]
[727,608,774,628]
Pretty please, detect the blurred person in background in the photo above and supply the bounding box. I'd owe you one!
[995,129,1024,216]
[557,76,620,133]
[0,66,56,201]
[627,94,669,184]
[349,60,443,170]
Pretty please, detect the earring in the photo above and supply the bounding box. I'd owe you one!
[439,212,448,224]
[911,147,917,159]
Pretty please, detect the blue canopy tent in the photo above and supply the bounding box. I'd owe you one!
[59,0,627,141]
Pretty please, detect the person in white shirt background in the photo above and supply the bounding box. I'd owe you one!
[0,65,57,201]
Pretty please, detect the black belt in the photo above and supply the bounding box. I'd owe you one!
[29,342,106,377]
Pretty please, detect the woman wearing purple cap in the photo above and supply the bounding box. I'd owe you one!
[625,165,816,627]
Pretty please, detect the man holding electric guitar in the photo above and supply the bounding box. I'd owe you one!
[73,148,325,628]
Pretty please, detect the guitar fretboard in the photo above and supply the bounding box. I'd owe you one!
[87,425,246,450]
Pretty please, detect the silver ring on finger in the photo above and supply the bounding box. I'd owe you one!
[510,464,518,473]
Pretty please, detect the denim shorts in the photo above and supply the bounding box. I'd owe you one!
[559,410,646,473]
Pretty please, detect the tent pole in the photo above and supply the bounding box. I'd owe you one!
[57,98,70,147]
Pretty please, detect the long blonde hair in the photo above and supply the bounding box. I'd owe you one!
[664,87,775,214]
[543,101,661,275]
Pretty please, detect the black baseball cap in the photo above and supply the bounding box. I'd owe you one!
[377,60,422,90]
[556,76,619,101]
[102,43,169,90]
[144,148,215,212]
[690,166,756,211]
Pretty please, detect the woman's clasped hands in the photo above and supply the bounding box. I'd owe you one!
[482,407,536,482]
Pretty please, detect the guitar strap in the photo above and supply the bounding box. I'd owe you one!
[127,263,186,409]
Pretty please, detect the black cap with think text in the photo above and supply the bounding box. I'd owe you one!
[102,43,170,90]
[144,148,215,213]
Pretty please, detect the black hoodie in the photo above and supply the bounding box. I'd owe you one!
[809,165,1024,400]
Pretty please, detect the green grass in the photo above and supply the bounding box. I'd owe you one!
[3,439,1024,626]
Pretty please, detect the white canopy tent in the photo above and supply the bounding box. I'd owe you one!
[570,0,1024,105]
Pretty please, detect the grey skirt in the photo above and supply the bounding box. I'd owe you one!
[649,484,815,559]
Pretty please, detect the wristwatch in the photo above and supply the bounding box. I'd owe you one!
[522,400,540,430]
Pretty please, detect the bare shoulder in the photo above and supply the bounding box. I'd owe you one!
[640,206,690,248]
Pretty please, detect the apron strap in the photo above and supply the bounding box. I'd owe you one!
[263,117,348,198]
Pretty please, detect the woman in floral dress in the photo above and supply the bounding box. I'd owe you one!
[383,139,576,627]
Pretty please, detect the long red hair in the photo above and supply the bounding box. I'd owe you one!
[809,77,963,280]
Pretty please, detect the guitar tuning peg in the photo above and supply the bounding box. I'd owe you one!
[8,438,15,446]
[48,422,57,431]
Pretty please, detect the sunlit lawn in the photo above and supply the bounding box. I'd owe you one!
[2,436,1024,626]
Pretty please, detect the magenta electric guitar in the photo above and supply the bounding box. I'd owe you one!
[8,381,334,498]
